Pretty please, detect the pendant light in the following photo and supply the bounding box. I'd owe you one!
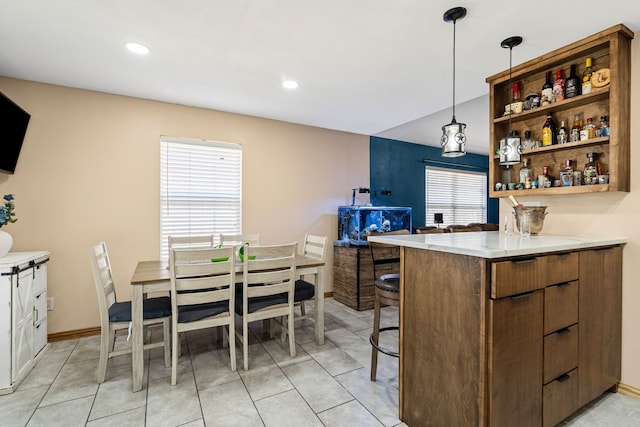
[499,36,523,166]
[441,7,467,158]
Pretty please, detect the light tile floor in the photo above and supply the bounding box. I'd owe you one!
[1,298,639,426]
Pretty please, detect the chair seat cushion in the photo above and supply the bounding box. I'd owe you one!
[108,296,171,322]
[178,302,230,323]
[375,274,400,293]
[294,279,315,302]
[235,286,288,314]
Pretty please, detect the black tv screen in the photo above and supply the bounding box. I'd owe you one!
[0,91,31,174]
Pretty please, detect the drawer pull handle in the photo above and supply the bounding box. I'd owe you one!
[510,291,535,300]
[596,247,614,252]
[556,327,571,335]
[513,258,537,265]
[557,282,571,288]
[556,373,571,383]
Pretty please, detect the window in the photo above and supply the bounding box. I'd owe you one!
[425,166,487,226]
[160,136,242,259]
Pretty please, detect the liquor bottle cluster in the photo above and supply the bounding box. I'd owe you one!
[519,112,610,150]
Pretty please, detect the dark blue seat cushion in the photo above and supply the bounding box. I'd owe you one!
[178,302,230,323]
[108,296,171,322]
[234,285,288,314]
[294,279,315,302]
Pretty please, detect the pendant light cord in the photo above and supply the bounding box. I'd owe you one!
[451,18,457,122]
[507,46,513,135]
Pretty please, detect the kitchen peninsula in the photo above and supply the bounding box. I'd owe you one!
[367,231,626,427]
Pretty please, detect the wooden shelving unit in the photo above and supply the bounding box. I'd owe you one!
[486,24,633,198]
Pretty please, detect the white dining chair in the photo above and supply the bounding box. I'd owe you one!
[90,242,171,383]
[169,245,237,384]
[168,234,216,249]
[293,234,328,322]
[235,242,297,370]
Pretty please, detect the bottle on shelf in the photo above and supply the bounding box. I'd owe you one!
[521,130,536,151]
[565,64,580,98]
[599,115,610,137]
[542,113,557,146]
[580,117,596,141]
[519,158,531,184]
[506,82,523,114]
[560,160,574,187]
[543,166,553,188]
[571,113,583,142]
[583,152,601,185]
[541,71,554,106]
[582,57,594,95]
[557,120,568,144]
[553,69,566,102]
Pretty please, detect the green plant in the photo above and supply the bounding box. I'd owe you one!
[0,194,17,228]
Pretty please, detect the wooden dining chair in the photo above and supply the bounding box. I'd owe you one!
[280,234,327,342]
[89,242,171,383]
[219,233,261,248]
[169,245,237,385]
[168,234,216,249]
[235,242,297,370]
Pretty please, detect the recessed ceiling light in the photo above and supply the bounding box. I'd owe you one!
[282,80,299,89]
[126,42,150,55]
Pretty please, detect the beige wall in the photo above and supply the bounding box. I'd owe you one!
[0,77,369,334]
[499,33,640,389]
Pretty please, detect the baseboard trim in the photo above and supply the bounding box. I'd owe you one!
[618,382,640,400]
[48,327,101,342]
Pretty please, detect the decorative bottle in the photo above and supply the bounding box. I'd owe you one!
[571,113,583,142]
[541,71,554,106]
[583,152,601,185]
[542,114,556,146]
[519,158,531,184]
[582,57,594,95]
[565,64,580,98]
[553,69,565,102]
[557,120,568,144]
[560,160,574,187]
[581,117,596,141]
[599,115,610,137]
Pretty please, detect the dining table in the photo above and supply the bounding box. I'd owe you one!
[129,254,326,392]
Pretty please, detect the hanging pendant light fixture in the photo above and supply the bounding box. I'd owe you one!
[441,7,467,158]
[499,36,524,166]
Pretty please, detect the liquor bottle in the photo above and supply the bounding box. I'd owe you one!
[511,82,523,114]
[541,71,554,106]
[583,152,601,185]
[580,117,596,141]
[599,115,610,137]
[543,166,553,188]
[560,160,574,187]
[519,158,531,184]
[553,69,565,102]
[565,64,580,98]
[571,113,583,142]
[557,120,568,144]
[541,113,556,146]
[582,57,594,95]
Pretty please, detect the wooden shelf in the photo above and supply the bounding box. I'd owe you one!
[494,184,609,198]
[492,137,610,160]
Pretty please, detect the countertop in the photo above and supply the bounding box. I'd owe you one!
[366,231,627,259]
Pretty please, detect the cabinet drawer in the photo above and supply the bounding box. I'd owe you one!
[543,368,578,427]
[491,257,547,299]
[544,280,578,334]
[544,325,578,384]
[34,316,47,355]
[545,252,578,285]
[33,262,47,294]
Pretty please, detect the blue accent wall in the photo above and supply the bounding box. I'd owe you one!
[370,136,499,227]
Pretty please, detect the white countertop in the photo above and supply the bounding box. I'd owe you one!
[0,251,50,271]
[366,232,627,259]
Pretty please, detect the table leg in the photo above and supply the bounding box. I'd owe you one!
[315,266,325,345]
[131,285,144,392]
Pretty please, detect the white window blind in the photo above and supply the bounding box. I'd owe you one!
[160,136,242,259]
[425,166,487,226]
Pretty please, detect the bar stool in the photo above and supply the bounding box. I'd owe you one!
[367,229,409,381]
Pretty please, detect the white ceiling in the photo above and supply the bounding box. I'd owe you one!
[1,1,638,155]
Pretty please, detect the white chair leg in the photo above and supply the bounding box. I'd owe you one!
[228,324,237,372]
[171,323,179,386]
[288,313,296,358]
[163,318,171,368]
[97,326,111,383]
[243,319,249,371]
[300,301,306,316]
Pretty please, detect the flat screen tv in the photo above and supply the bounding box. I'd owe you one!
[0,91,31,174]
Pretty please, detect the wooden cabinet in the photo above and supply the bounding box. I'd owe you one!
[333,244,400,310]
[486,24,633,198]
[0,252,50,395]
[400,244,622,426]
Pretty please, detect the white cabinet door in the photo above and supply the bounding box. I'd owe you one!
[32,261,48,355]
[11,268,34,382]
[0,276,11,389]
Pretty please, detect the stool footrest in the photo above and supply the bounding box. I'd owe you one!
[369,326,399,358]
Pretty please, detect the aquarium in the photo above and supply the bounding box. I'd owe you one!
[338,206,412,246]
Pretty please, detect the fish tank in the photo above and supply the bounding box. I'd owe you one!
[338,206,412,246]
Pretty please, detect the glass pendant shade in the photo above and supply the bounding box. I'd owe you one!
[441,119,467,157]
[441,7,467,158]
[499,132,522,166]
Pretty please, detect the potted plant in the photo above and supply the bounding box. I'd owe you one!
[0,194,18,257]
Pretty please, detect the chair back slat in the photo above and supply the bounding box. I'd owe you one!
[168,235,216,249]
[219,233,261,247]
[242,243,297,298]
[90,242,117,325]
